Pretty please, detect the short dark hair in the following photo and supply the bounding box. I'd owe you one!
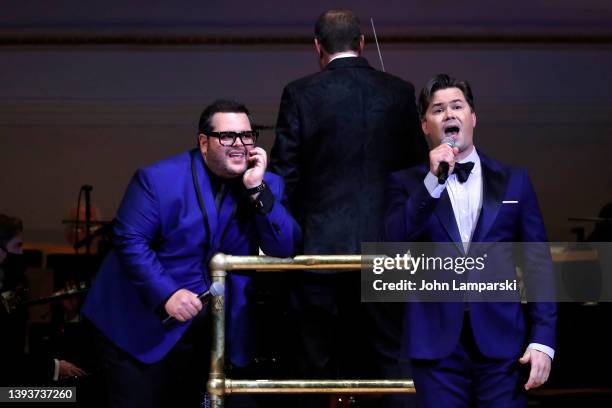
[198,99,253,135]
[417,74,475,120]
[314,9,362,54]
[0,214,23,249]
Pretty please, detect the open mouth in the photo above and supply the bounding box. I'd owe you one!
[228,150,246,159]
[444,126,460,138]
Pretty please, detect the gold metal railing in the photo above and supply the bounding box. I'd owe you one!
[206,253,415,407]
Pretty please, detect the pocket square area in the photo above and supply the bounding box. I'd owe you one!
[502,200,518,204]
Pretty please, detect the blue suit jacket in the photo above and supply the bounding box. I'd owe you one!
[382,152,556,360]
[82,150,301,364]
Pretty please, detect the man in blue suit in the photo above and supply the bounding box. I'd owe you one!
[382,74,556,407]
[82,100,301,408]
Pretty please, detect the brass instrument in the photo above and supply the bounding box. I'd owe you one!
[1,281,88,314]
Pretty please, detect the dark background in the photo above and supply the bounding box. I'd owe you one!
[1,0,611,244]
[2,2,612,405]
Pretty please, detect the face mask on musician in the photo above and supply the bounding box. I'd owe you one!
[0,249,27,288]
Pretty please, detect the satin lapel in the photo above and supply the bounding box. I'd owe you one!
[472,155,508,243]
[193,150,219,241]
[435,190,464,254]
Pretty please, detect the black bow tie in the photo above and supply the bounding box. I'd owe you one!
[454,161,475,183]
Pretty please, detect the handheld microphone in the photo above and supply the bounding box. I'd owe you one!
[437,137,456,184]
[161,282,224,326]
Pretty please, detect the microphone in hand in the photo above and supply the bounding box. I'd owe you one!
[437,136,456,184]
[161,282,225,326]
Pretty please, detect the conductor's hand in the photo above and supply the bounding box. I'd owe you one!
[164,289,202,322]
[519,348,552,390]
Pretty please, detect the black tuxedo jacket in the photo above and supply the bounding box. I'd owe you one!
[270,57,427,259]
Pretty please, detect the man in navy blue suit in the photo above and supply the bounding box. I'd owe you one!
[82,100,301,408]
[382,74,556,407]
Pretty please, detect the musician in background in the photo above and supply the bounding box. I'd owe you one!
[0,213,86,385]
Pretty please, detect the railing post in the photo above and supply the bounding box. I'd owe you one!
[208,253,228,408]
[205,253,415,401]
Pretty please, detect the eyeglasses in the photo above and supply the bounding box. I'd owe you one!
[207,130,258,146]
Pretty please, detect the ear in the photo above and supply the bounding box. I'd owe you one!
[421,119,429,136]
[198,133,208,157]
[472,112,477,128]
[358,35,365,54]
[314,38,329,69]
[314,38,322,55]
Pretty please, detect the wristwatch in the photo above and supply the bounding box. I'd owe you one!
[245,181,266,195]
[250,184,274,215]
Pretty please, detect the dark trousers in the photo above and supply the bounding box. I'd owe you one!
[290,272,376,378]
[411,313,526,408]
[95,314,210,408]
[289,272,414,407]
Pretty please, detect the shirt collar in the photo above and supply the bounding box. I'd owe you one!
[329,52,359,62]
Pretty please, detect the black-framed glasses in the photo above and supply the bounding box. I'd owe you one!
[207,130,258,146]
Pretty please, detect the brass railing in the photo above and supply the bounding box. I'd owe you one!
[206,253,415,407]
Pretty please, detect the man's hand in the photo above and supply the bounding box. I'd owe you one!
[429,143,459,177]
[519,348,552,390]
[58,360,86,378]
[164,289,203,322]
[243,147,267,189]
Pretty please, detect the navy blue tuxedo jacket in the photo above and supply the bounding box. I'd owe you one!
[83,150,301,364]
[382,152,556,360]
